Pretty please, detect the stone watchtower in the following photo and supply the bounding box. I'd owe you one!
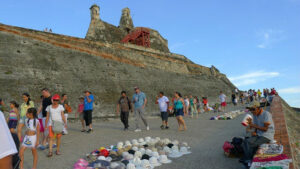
[90,4,100,20]
[119,7,134,33]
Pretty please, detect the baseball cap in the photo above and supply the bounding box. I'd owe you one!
[52,94,60,100]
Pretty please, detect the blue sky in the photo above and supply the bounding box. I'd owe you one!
[0,0,299,107]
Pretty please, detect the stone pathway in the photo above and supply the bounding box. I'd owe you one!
[22,105,247,169]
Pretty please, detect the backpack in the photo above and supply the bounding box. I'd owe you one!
[64,104,72,113]
[230,137,244,157]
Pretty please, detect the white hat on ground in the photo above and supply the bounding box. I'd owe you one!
[145,149,152,156]
[145,137,151,142]
[136,159,153,169]
[134,151,143,158]
[126,163,136,169]
[149,157,161,167]
[132,146,139,151]
[138,138,145,143]
[151,152,160,158]
[122,152,129,158]
[172,140,179,146]
[139,148,146,154]
[131,157,142,167]
[158,155,172,164]
[168,146,182,158]
[180,146,191,155]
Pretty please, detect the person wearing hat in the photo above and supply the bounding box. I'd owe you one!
[83,91,95,133]
[45,94,67,157]
[132,87,149,132]
[117,91,132,131]
[239,101,275,167]
[155,91,170,129]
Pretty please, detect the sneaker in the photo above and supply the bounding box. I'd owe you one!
[124,127,128,131]
[134,129,141,132]
[39,145,46,150]
[52,144,57,148]
[87,129,93,133]
[81,129,86,132]
[63,130,68,135]
[146,126,150,131]
[160,125,165,130]
[165,126,169,129]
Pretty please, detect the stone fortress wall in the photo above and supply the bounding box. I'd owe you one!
[0,4,236,117]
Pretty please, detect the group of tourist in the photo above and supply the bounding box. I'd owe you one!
[0,88,95,169]
[0,86,278,169]
[234,88,277,105]
[43,28,52,33]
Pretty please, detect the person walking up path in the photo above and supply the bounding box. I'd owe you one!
[219,91,227,112]
[173,92,187,131]
[45,94,67,157]
[37,88,52,150]
[61,94,71,135]
[19,108,40,169]
[83,91,94,133]
[18,93,34,141]
[184,96,189,116]
[7,101,19,133]
[132,87,149,132]
[116,91,131,131]
[155,91,169,130]
[76,97,85,132]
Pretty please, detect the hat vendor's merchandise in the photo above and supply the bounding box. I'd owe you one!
[158,155,172,164]
[141,154,150,160]
[149,157,161,167]
[121,160,129,166]
[179,146,191,155]
[126,163,136,169]
[136,159,153,169]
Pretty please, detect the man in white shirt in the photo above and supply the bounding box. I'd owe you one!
[219,91,227,112]
[156,92,169,129]
[0,111,18,169]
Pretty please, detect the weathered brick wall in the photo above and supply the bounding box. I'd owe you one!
[270,95,297,169]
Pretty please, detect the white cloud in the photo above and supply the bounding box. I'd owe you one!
[229,71,280,87]
[278,86,300,94]
[257,29,285,49]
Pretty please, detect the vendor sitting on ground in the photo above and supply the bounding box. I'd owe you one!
[239,101,275,167]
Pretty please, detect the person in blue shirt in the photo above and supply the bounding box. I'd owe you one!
[132,87,149,132]
[83,91,94,133]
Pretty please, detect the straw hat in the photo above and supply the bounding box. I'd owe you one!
[158,155,172,164]
[134,151,143,158]
[138,138,145,143]
[163,146,171,154]
[117,142,124,149]
[151,147,158,152]
[172,140,179,146]
[122,152,129,158]
[132,139,139,146]
[125,140,131,146]
[149,157,161,167]
[124,154,134,161]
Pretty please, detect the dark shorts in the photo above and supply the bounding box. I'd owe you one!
[8,120,18,129]
[160,111,168,121]
[174,108,184,117]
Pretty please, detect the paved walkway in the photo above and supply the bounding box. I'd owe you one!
[23,105,247,169]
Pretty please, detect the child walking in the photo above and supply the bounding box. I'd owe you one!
[76,97,85,132]
[19,108,40,169]
[7,101,19,133]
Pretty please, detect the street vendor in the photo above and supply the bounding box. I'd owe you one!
[239,101,275,167]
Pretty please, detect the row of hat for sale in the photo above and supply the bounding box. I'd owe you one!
[210,109,246,120]
[74,136,191,169]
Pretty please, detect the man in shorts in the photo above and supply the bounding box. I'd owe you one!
[219,91,227,112]
[156,92,169,129]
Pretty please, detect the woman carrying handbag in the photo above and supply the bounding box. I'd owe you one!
[45,94,67,157]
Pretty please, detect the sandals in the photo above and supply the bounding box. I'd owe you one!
[56,151,61,155]
[47,152,53,157]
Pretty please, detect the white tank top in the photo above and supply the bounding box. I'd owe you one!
[25,119,39,131]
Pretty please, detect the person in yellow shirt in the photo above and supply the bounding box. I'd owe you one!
[257,89,262,100]
[18,93,34,141]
